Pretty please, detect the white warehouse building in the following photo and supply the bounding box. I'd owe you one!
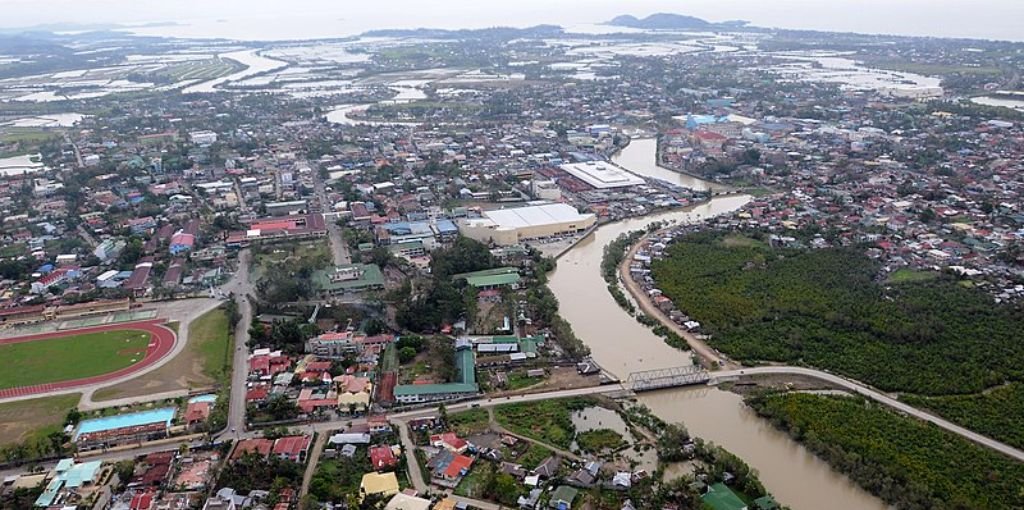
[559,161,645,189]
[458,203,596,246]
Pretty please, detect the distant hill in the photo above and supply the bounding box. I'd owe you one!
[607,13,749,30]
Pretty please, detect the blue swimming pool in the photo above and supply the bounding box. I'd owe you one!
[74,408,176,440]
[188,394,217,404]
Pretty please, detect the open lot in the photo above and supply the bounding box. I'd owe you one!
[0,393,80,447]
[0,329,151,390]
[93,307,231,401]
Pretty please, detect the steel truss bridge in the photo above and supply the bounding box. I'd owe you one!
[625,366,711,392]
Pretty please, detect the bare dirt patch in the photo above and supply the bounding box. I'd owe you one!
[725,373,845,396]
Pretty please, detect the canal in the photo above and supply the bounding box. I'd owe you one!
[547,139,888,510]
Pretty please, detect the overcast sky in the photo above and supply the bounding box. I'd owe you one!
[0,0,1021,42]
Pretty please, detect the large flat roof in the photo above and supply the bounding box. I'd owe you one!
[559,161,645,189]
[483,203,594,229]
[75,408,175,440]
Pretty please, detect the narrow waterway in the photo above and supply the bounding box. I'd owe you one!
[548,139,889,510]
[182,49,288,94]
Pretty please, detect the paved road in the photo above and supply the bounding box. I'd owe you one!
[299,432,329,497]
[715,366,1024,462]
[312,167,350,266]
[394,419,428,493]
[218,249,254,437]
[619,228,735,369]
[7,365,1024,484]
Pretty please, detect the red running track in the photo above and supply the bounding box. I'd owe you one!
[0,319,176,399]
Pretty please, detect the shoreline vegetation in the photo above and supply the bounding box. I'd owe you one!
[600,226,691,353]
[651,230,1024,396]
[637,228,1024,508]
[748,392,1024,510]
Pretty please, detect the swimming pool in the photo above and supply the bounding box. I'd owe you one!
[188,394,217,404]
[74,408,176,440]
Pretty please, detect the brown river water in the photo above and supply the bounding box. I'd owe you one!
[546,139,889,510]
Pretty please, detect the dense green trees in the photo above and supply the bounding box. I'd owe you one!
[902,383,1024,450]
[748,393,1024,509]
[397,236,496,332]
[652,232,1024,395]
[248,318,317,353]
[430,236,496,279]
[216,453,303,495]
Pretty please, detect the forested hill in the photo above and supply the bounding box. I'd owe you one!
[606,13,749,30]
[651,231,1024,396]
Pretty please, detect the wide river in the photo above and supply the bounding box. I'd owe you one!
[548,139,888,510]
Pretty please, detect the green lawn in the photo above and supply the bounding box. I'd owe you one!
[0,128,60,144]
[454,462,491,498]
[0,330,151,389]
[449,408,490,436]
[515,443,553,470]
[495,397,594,449]
[575,428,626,453]
[189,308,232,380]
[0,393,80,447]
[886,268,938,284]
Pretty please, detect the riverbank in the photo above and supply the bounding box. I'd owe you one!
[548,140,887,510]
[617,225,738,370]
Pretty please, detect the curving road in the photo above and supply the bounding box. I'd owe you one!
[713,366,1024,462]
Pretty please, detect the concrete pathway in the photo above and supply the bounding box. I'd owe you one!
[394,419,428,493]
[299,432,329,498]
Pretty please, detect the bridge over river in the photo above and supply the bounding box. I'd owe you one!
[626,365,711,392]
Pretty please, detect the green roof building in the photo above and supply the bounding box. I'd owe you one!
[393,347,478,404]
[702,483,748,510]
[312,264,385,295]
[549,485,579,510]
[452,267,521,289]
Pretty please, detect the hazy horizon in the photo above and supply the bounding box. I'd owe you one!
[0,0,1022,42]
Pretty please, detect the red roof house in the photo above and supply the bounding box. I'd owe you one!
[272,435,312,463]
[369,445,398,471]
[232,438,274,460]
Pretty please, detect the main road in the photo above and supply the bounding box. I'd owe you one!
[311,166,350,266]
[713,366,1024,462]
[218,249,254,436]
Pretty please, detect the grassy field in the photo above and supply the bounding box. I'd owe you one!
[864,60,1003,76]
[886,268,938,284]
[94,307,230,401]
[0,393,80,447]
[514,442,553,470]
[495,397,594,449]
[0,127,60,144]
[506,371,542,390]
[190,307,232,380]
[0,330,150,390]
[454,462,492,498]
[575,428,626,453]
[448,408,490,436]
